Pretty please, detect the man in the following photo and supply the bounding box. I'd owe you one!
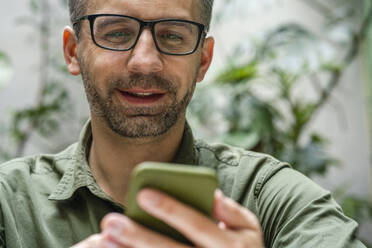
[0,0,366,247]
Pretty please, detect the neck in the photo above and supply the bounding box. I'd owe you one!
[88,115,186,206]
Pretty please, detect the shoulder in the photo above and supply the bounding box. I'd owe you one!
[195,138,283,167]
[0,143,78,190]
[195,139,355,247]
[195,139,292,200]
[195,138,328,210]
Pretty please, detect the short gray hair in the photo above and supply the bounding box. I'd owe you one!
[68,0,88,39]
[199,0,214,31]
[68,0,214,38]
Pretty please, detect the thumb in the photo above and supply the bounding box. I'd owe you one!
[213,189,261,231]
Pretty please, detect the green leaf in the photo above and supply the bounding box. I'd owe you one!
[216,62,257,84]
[291,101,316,135]
[310,133,328,145]
[8,81,71,144]
[273,69,299,99]
[321,63,343,73]
[30,0,38,12]
[223,131,260,149]
[0,51,12,88]
[340,196,372,220]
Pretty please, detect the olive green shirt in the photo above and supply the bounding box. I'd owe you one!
[0,121,366,248]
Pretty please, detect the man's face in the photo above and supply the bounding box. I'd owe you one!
[73,0,212,138]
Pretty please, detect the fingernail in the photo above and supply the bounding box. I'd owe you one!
[106,222,122,237]
[215,189,224,199]
[223,196,236,207]
[138,189,161,207]
[218,221,227,230]
[103,239,119,248]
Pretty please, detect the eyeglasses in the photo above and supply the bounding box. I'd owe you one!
[73,14,206,56]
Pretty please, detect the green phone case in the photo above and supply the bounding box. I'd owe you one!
[125,162,218,244]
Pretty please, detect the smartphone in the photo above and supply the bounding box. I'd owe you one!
[125,162,218,244]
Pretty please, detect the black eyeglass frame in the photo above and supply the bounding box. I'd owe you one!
[73,14,206,56]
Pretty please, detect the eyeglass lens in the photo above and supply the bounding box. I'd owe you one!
[92,16,200,54]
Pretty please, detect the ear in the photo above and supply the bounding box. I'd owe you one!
[63,26,81,76]
[196,36,214,83]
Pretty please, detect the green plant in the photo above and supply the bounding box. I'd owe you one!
[189,0,372,244]
[0,0,73,161]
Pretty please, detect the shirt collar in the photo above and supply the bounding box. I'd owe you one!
[49,120,198,202]
[49,120,110,201]
[172,122,198,165]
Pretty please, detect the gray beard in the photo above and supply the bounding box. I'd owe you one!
[81,71,196,138]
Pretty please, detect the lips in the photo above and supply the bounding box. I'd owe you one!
[118,89,166,104]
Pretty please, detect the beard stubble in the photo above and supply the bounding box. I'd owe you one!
[79,60,197,138]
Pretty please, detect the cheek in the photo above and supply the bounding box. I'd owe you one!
[95,52,130,80]
[82,49,126,88]
[178,64,199,98]
[165,56,200,94]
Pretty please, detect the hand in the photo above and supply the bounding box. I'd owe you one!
[95,188,263,248]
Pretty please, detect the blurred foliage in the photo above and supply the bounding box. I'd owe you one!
[0,0,72,159]
[189,0,372,244]
[192,0,370,174]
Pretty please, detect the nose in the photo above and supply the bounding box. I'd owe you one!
[127,29,163,74]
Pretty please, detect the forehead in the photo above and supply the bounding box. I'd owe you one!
[87,0,200,21]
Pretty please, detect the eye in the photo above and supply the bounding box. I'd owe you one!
[103,30,135,43]
[166,33,183,41]
[106,32,125,38]
[159,32,184,42]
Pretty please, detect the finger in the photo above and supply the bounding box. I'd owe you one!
[137,188,231,248]
[213,189,261,231]
[102,213,190,248]
[70,234,101,248]
[71,233,127,248]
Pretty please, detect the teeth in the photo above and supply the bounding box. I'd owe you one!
[129,92,154,97]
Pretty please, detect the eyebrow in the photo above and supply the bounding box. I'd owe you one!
[95,18,133,31]
[157,21,194,33]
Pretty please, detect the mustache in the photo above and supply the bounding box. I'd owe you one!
[108,73,176,93]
